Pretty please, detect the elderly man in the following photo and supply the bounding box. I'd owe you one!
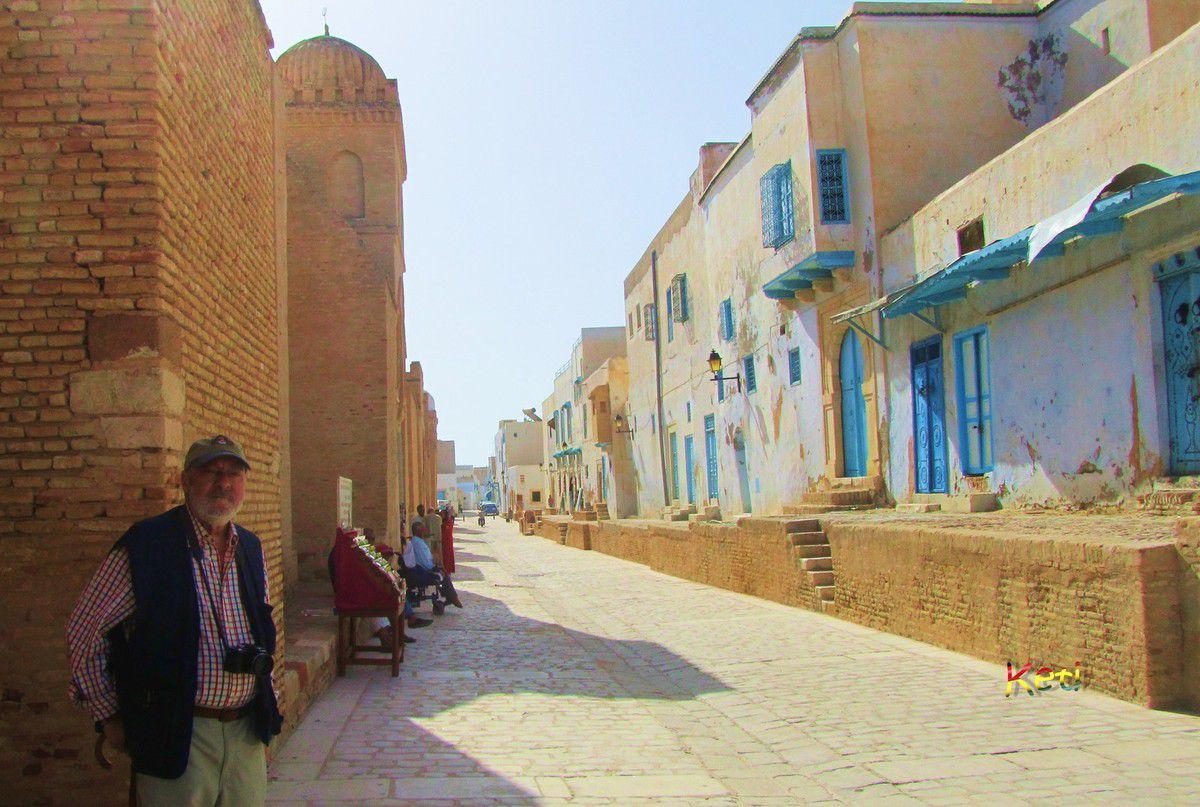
[67,435,282,806]
[403,519,463,609]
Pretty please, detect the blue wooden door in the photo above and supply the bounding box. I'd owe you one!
[704,415,718,501]
[733,428,752,513]
[839,330,868,477]
[669,431,680,502]
[684,436,696,504]
[911,338,948,493]
[1161,269,1200,473]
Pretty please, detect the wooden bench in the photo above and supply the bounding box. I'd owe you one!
[335,603,404,677]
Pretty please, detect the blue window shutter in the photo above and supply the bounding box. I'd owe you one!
[788,347,801,385]
[717,302,726,342]
[744,355,757,393]
[779,162,794,242]
[817,149,850,224]
[665,288,674,342]
[760,168,781,247]
[954,327,993,474]
[704,415,718,500]
[680,275,689,321]
[721,298,734,341]
[718,376,726,402]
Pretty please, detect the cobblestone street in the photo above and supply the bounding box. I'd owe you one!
[268,520,1200,805]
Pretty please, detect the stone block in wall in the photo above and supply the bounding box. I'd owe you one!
[69,365,185,416]
[99,415,183,451]
[86,312,182,365]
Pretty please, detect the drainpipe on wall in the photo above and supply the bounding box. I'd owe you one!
[651,250,670,507]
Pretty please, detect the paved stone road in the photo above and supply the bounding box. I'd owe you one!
[268,519,1200,805]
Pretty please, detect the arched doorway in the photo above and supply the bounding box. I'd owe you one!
[839,329,868,477]
[733,428,752,513]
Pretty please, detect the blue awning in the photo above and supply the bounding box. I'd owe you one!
[881,170,1200,319]
[763,251,855,300]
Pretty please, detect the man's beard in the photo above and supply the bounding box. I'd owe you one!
[190,494,241,525]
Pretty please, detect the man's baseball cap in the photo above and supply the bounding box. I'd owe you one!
[184,435,251,471]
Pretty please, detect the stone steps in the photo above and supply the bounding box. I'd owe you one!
[785,519,836,612]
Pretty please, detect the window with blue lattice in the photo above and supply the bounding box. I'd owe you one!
[760,162,795,249]
[816,149,850,224]
[788,347,801,385]
[665,288,675,342]
[719,298,734,342]
[670,274,689,322]
[743,355,757,394]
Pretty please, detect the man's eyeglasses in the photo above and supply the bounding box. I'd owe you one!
[193,468,246,482]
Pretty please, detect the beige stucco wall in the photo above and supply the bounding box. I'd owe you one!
[879,20,1200,506]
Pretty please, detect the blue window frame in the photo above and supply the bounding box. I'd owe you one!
[816,149,850,224]
[788,347,801,385]
[743,355,757,394]
[704,415,718,500]
[665,288,675,342]
[719,298,734,341]
[760,161,795,249]
[954,326,993,474]
[686,402,692,422]
[563,403,573,441]
[717,377,726,403]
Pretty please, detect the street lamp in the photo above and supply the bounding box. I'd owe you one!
[613,413,636,435]
[708,349,742,392]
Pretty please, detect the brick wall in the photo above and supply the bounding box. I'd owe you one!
[545,516,1195,708]
[0,1,281,803]
[1174,518,1200,708]
[825,522,1184,707]
[280,43,405,569]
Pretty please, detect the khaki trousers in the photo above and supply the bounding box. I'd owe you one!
[136,716,266,807]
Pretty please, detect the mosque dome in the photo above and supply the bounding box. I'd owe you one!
[277,34,395,104]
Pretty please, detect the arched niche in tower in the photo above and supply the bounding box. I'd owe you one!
[330,150,365,219]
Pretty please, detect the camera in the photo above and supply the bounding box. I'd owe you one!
[224,644,274,677]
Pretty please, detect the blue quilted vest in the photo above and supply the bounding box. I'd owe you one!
[108,505,282,779]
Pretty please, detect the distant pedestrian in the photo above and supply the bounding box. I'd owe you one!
[440,504,456,574]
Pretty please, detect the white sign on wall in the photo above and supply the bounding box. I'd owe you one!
[337,476,353,528]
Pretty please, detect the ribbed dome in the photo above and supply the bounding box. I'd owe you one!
[277,35,392,101]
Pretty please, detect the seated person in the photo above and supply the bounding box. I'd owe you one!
[402,520,463,609]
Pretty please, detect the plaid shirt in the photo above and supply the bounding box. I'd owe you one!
[66,507,271,722]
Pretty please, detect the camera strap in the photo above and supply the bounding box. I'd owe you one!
[188,526,235,655]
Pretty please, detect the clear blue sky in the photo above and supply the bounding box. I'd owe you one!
[260,1,950,467]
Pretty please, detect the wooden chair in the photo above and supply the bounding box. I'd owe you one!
[335,602,404,677]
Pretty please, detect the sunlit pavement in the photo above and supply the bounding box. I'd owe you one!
[267,517,1200,805]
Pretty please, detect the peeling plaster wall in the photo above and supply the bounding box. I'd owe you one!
[880,20,1200,506]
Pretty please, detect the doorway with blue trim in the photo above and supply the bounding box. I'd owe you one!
[1159,263,1200,474]
[911,336,948,493]
[839,329,869,477]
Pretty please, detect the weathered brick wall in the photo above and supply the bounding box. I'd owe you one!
[586,518,822,610]
[0,1,281,803]
[1173,518,1200,708]
[826,523,1183,707]
[284,169,392,571]
[577,517,1192,708]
